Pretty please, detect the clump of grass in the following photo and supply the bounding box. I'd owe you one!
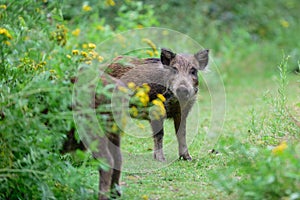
[248,54,299,145]
[211,55,300,200]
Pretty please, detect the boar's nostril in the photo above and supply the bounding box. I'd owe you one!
[176,87,189,99]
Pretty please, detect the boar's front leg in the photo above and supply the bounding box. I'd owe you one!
[92,136,114,200]
[174,113,192,161]
[151,119,166,162]
[108,134,122,198]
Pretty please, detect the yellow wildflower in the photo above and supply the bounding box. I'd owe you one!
[146,50,154,57]
[280,19,289,28]
[142,195,149,200]
[162,30,169,36]
[98,55,104,62]
[136,24,143,29]
[66,54,71,59]
[96,25,104,31]
[82,4,92,12]
[89,51,98,59]
[130,106,138,117]
[272,141,288,155]
[88,43,96,49]
[140,96,150,107]
[128,82,136,90]
[72,28,80,37]
[157,94,166,102]
[152,99,166,116]
[0,4,6,9]
[111,123,119,133]
[118,86,128,93]
[49,69,56,73]
[105,0,116,6]
[72,50,79,55]
[82,43,88,49]
[85,61,92,65]
[81,51,88,57]
[4,41,11,46]
[121,115,127,128]
[142,38,157,53]
[142,83,151,93]
[135,90,149,106]
[152,99,163,107]
[137,122,145,130]
[0,28,12,39]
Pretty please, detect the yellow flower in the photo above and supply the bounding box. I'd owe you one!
[82,4,92,12]
[128,82,136,90]
[142,83,151,93]
[272,141,288,155]
[142,195,149,200]
[152,99,163,107]
[152,99,166,116]
[85,61,92,65]
[111,123,119,133]
[88,43,96,49]
[142,38,157,53]
[130,106,138,117]
[81,51,88,57]
[82,43,88,49]
[135,90,149,106]
[89,50,98,59]
[49,69,56,73]
[137,122,145,129]
[118,86,128,93]
[98,55,104,62]
[72,50,79,55]
[280,19,289,28]
[105,0,116,6]
[157,94,166,102]
[0,4,7,9]
[66,54,71,59]
[121,114,127,128]
[96,25,104,31]
[4,41,11,46]
[140,96,150,107]
[0,28,12,39]
[136,24,143,29]
[146,50,154,57]
[72,28,80,37]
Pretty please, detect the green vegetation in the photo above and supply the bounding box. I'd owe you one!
[1,0,299,199]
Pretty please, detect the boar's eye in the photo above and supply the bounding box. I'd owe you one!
[170,66,178,74]
[190,67,197,76]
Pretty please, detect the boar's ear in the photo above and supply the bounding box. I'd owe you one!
[194,49,209,70]
[161,48,176,66]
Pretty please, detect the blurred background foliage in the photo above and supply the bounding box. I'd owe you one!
[0,0,299,199]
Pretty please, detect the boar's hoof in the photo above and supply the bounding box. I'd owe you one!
[179,153,192,161]
[111,186,122,199]
[154,152,166,162]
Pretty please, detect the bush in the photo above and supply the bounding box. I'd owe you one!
[0,0,160,198]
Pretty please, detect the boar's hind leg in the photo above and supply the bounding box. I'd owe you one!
[92,137,114,200]
[174,114,192,161]
[108,134,122,198]
[151,119,166,162]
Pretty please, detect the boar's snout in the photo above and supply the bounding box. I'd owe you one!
[176,86,190,101]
